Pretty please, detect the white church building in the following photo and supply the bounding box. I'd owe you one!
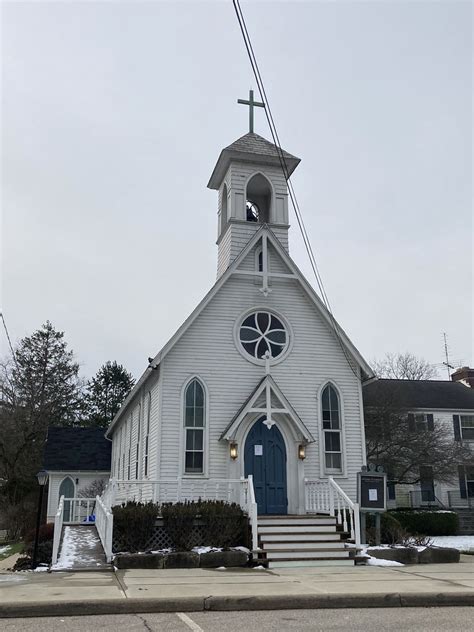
[104,127,374,529]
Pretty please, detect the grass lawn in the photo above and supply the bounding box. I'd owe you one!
[0,542,24,561]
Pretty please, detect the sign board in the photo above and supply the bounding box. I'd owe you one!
[254,445,263,456]
[358,470,387,512]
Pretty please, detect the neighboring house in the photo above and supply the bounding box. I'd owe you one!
[43,427,111,522]
[104,130,374,515]
[363,373,474,510]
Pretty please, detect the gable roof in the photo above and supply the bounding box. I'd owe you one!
[208,132,300,189]
[220,375,314,443]
[363,379,474,411]
[43,427,111,471]
[107,226,373,436]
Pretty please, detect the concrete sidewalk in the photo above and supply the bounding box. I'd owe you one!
[1,555,474,617]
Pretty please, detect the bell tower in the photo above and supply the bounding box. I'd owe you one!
[208,121,300,278]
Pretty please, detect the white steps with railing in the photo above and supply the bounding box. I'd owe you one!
[256,515,354,568]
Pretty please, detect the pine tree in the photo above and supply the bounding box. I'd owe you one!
[0,321,84,528]
[84,361,135,428]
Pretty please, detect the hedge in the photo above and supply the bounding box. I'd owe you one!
[389,510,458,536]
[112,501,160,552]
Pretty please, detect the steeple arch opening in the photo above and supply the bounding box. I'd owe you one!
[245,172,273,224]
[220,182,228,233]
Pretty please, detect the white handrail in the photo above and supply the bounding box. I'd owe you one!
[305,478,361,548]
[52,495,64,565]
[246,475,259,551]
[95,494,114,562]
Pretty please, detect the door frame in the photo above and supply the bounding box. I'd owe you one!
[244,416,288,515]
[234,413,304,515]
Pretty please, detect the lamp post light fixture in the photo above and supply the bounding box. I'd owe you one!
[298,444,306,460]
[230,442,238,460]
[32,469,49,569]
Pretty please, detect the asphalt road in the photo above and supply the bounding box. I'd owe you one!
[1,608,474,632]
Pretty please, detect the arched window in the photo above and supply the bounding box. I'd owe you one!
[184,379,205,474]
[246,174,272,223]
[322,384,342,472]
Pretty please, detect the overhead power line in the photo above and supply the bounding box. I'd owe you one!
[232,0,361,381]
[1,311,19,370]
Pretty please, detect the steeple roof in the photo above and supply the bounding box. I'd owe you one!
[208,132,300,189]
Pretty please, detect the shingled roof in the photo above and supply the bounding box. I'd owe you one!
[43,427,111,471]
[208,132,300,189]
[363,379,474,411]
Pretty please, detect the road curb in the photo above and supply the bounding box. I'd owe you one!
[2,592,474,618]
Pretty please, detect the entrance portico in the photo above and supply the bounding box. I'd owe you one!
[220,373,314,515]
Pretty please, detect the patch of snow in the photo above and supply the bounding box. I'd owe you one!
[215,566,226,570]
[253,565,266,570]
[51,526,100,570]
[192,546,222,554]
[150,548,173,554]
[0,545,12,555]
[33,566,49,572]
[232,546,250,553]
[366,557,404,567]
[430,536,474,553]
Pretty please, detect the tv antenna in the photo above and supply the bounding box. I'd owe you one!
[442,332,454,380]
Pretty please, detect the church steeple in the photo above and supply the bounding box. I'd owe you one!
[208,132,300,278]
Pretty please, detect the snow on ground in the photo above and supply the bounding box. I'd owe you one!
[51,526,100,570]
[0,545,12,555]
[366,556,404,567]
[430,536,474,553]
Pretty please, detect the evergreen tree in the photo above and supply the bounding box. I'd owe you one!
[84,361,134,428]
[0,321,84,532]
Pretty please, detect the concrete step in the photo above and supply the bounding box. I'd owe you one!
[258,525,337,534]
[268,559,354,569]
[262,541,345,551]
[260,533,340,542]
[258,516,335,526]
[263,549,351,560]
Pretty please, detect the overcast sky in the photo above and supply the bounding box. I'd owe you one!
[2,1,472,381]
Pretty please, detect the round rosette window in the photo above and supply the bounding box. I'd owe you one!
[238,311,289,361]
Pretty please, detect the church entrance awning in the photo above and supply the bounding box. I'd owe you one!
[219,375,314,444]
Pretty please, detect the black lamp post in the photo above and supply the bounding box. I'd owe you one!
[32,469,49,569]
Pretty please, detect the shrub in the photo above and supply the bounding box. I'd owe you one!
[23,540,53,563]
[161,500,249,551]
[112,501,159,552]
[161,501,199,551]
[24,522,54,545]
[390,510,459,536]
[197,500,248,549]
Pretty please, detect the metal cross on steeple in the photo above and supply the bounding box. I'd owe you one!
[238,89,265,133]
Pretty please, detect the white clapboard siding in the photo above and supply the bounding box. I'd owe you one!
[158,267,364,500]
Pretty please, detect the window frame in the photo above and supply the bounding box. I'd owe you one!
[319,382,345,476]
[234,307,293,367]
[460,415,474,442]
[181,377,209,477]
[144,391,152,478]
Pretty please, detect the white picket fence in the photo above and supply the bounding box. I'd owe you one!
[51,495,65,565]
[305,477,361,547]
[95,494,114,562]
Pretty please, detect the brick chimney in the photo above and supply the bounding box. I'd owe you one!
[451,366,474,388]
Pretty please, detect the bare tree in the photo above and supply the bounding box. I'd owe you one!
[77,479,107,498]
[372,352,438,380]
[365,388,470,485]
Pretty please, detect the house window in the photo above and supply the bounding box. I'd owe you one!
[415,414,428,432]
[461,415,474,441]
[322,384,342,472]
[256,248,263,273]
[466,466,474,497]
[144,392,151,477]
[184,379,205,474]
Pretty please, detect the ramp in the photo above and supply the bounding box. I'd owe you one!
[52,524,110,571]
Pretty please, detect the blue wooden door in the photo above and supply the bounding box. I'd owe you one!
[244,417,287,515]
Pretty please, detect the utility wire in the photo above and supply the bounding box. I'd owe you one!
[232,0,361,380]
[1,311,19,371]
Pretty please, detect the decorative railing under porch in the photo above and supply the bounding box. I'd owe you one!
[305,477,361,548]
